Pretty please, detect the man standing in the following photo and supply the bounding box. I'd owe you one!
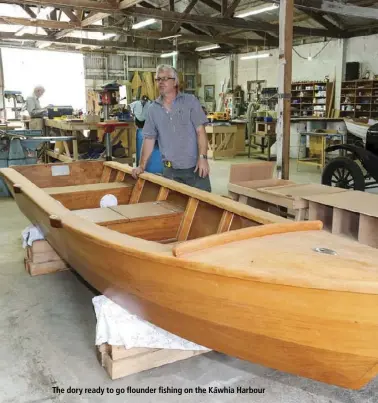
[23,85,46,118]
[129,95,151,128]
[132,64,211,192]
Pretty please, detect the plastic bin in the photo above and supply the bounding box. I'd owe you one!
[136,128,163,174]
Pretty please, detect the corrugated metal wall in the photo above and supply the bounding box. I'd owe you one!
[84,53,198,87]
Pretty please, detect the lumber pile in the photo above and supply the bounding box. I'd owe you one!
[96,343,208,380]
[24,240,69,276]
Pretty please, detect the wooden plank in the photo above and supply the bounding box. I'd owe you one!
[358,215,378,248]
[304,190,378,219]
[177,198,199,241]
[0,16,79,29]
[45,182,131,194]
[99,345,207,380]
[81,12,109,26]
[100,166,112,183]
[29,240,56,254]
[111,202,180,221]
[217,211,234,233]
[332,208,359,240]
[73,208,128,225]
[27,248,62,264]
[14,161,104,188]
[308,201,333,232]
[173,220,323,257]
[105,215,183,241]
[46,150,73,163]
[46,184,133,210]
[129,178,145,204]
[25,259,69,276]
[157,187,170,201]
[115,171,126,182]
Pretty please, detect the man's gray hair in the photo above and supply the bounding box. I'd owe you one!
[34,85,45,93]
[156,64,179,85]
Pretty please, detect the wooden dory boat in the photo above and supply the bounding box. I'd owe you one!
[2,160,378,390]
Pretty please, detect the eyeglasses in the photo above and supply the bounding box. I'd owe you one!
[155,77,175,82]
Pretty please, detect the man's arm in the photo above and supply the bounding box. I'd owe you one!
[195,125,210,178]
[190,96,210,178]
[139,137,155,170]
[132,106,157,178]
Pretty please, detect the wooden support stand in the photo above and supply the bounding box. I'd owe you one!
[24,240,69,276]
[96,343,208,380]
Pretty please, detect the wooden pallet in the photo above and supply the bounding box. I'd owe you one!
[96,343,209,380]
[24,240,69,276]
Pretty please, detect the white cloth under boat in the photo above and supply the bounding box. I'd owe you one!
[92,295,209,351]
[22,224,44,248]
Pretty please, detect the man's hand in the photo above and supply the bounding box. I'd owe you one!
[194,158,210,178]
[132,166,145,179]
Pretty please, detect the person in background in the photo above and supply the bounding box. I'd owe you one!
[132,64,211,192]
[129,95,151,128]
[23,85,46,118]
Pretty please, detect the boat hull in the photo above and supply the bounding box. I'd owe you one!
[3,165,378,389]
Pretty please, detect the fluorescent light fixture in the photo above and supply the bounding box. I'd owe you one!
[195,44,220,52]
[160,51,178,58]
[99,33,117,40]
[240,52,272,60]
[159,34,182,40]
[236,3,279,18]
[132,18,156,29]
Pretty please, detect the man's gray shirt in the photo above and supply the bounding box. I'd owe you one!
[142,93,208,169]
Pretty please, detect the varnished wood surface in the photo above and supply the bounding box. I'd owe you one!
[2,161,378,389]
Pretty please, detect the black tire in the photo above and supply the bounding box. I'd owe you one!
[321,157,365,191]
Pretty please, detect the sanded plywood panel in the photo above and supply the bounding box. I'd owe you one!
[14,161,105,188]
[187,201,224,240]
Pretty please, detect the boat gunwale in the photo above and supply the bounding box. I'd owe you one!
[2,165,378,295]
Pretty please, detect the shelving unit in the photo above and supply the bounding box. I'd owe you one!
[340,79,378,119]
[291,81,332,118]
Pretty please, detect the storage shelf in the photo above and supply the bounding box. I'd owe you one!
[341,79,378,118]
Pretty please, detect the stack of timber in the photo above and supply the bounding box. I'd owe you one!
[24,240,69,276]
[97,343,208,380]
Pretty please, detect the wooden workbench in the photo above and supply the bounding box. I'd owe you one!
[44,119,135,164]
[228,180,348,221]
[44,119,98,162]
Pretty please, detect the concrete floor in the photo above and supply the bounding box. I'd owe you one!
[1,157,377,403]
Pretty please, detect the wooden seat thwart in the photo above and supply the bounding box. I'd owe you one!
[73,201,185,242]
[44,182,134,210]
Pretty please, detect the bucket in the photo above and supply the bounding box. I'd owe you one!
[136,128,163,174]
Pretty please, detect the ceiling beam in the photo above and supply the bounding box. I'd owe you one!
[0,0,118,12]
[21,5,37,19]
[0,16,79,30]
[221,0,227,16]
[61,8,81,23]
[297,8,343,35]
[0,31,174,51]
[171,0,199,32]
[81,12,110,27]
[121,6,340,36]
[120,0,143,9]
[223,0,241,18]
[199,0,221,13]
